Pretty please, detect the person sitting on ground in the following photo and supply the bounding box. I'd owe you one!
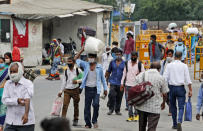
[58,57,83,126]
[41,117,71,131]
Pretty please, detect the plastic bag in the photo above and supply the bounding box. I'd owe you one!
[184,97,192,121]
[51,97,63,116]
[84,37,105,56]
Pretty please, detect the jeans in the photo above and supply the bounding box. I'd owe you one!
[124,54,131,61]
[62,88,80,120]
[84,87,100,127]
[50,57,61,74]
[4,124,35,131]
[169,85,186,127]
[138,110,160,131]
[108,85,124,112]
[126,86,138,117]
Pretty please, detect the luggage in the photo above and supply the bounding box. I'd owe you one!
[84,37,105,56]
[78,26,96,37]
[51,97,63,116]
[186,27,199,35]
[127,72,154,106]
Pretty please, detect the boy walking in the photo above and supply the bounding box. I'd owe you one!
[58,57,83,126]
[74,46,108,128]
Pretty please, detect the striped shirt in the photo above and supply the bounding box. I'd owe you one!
[135,69,169,114]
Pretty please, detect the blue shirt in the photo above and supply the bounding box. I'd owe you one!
[76,59,107,94]
[174,43,187,60]
[197,83,203,114]
[107,60,125,86]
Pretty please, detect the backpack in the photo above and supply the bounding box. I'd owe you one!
[123,61,142,86]
[65,68,81,87]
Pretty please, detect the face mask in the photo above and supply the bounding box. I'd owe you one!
[112,53,116,59]
[10,73,21,83]
[0,63,5,68]
[88,58,95,63]
[150,40,153,43]
[131,57,137,62]
[178,42,183,45]
[116,56,122,60]
[5,59,10,64]
[166,57,173,63]
[67,64,73,68]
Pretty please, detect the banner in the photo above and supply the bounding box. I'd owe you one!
[13,19,28,48]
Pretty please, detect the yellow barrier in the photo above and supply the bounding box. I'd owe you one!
[194,46,203,80]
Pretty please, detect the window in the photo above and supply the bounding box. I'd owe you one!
[0,19,10,43]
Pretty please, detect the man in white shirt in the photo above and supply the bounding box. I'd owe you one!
[163,51,192,131]
[102,46,112,75]
[58,57,83,126]
[57,38,64,56]
[2,62,35,131]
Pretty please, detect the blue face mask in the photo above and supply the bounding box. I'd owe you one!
[0,63,5,68]
[112,53,116,59]
[178,42,183,45]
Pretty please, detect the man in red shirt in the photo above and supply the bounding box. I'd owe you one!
[124,31,135,61]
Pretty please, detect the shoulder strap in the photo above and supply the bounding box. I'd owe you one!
[138,61,142,73]
[125,61,128,72]
[76,68,79,76]
[163,60,166,67]
[65,69,68,81]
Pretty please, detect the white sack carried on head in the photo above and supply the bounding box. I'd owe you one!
[84,37,105,56]
[186,27,199,35]
[168,23,177,30]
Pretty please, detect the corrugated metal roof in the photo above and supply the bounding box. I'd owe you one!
[0,0,112,19]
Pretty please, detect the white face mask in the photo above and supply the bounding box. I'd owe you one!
[10,73,22,83]
[166,57,173,63]
[88,58,95,63]
[5,59,10,64]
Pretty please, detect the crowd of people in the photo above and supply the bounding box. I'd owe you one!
[0,31,202,131]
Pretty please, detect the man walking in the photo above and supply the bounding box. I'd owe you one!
[2,62,35,131]
[124,31,135,61]
[174,38,187,63]
[120,51,145,121]
[74,46,108,129]
[135,62,168,131]
[160,49,174,116]
[148,35,165,62]
[106,48,125,115]
[58,57,83,126]
[163,51,192,131]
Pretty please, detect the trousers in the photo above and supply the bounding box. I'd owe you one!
[169,85,186,127]
[62,88,80,120]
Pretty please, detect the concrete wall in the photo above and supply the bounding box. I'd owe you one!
[22,21,42,66]
[51,12,104,50]
[147,20,203,30]
[0,15,43,66]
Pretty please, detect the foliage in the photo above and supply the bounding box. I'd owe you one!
[84,0,203,20]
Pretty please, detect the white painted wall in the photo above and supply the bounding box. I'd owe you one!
[51,12,104,51]
[0,15,43,66]
[22,21,42,66]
